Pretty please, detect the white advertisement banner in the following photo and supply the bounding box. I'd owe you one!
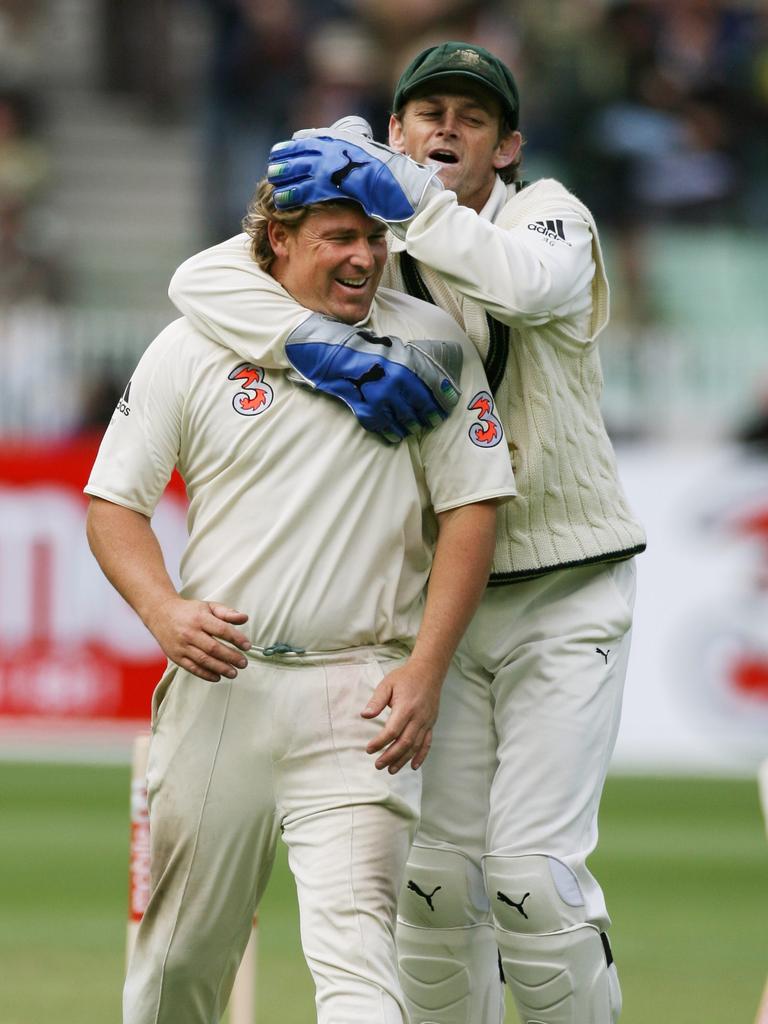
[613,442,768,774]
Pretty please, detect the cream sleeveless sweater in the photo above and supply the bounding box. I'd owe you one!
[382,177,646,581]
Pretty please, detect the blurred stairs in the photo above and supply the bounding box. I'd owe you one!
[41,0,209,313]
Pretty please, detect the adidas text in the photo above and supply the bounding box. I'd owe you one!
[527,219,571,246]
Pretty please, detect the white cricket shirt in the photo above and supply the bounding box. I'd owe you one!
[85,287,516,652]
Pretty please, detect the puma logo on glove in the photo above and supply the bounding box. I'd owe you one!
[330,151,369,187]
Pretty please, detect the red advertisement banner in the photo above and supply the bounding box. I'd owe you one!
[0,435,187,722]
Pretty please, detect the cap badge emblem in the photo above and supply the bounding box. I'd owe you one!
[451,48,485,68]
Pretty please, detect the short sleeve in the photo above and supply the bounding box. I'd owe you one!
[418,335,517,512]
[84,320,189,515]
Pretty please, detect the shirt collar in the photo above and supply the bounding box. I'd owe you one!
[481,175,508,221]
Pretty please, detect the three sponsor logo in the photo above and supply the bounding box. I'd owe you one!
[113,365,277,423]
[117,366,507,448]
[229,363,274,416]
[467,390,503,448]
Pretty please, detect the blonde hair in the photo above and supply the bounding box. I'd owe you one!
[242,180,356,269]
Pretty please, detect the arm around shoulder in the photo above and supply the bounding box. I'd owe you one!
[168,234,307,368]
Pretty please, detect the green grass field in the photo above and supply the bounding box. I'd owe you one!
[1,762,765,1024]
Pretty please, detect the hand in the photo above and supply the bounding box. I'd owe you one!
[146,596,251,682]
[361,660,443,773]
[267,125,442,227]
[286,312,462,442]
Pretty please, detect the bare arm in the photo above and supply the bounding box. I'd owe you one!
[86,497,251,682]
[362,499,498,773]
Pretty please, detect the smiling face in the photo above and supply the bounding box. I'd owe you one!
[389,78,522,213]
[268,203,388,324]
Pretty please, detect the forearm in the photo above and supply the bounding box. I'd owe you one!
[410,501,498,680]
[362,500,498,773]
[168,235,308,368]
[404,191,593,325]
[86,497,177,629]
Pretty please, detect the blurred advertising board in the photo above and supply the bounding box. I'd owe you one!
[0,436,185,723]
[613,442,768,775]
[0,437,766,774]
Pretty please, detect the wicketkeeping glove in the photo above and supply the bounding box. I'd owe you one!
[285,312,462,443]
[267,118,442,231]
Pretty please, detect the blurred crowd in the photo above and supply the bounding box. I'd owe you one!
[0,0,77,437]
[193,0,768,241]
[1,0,767,438]
[0,0,63,308]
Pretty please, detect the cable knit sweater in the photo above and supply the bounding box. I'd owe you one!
[381,176,645,581]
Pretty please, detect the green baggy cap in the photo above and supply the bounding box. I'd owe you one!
[393,41,520,129]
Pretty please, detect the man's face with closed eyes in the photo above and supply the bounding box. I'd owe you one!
[389,78,522,214]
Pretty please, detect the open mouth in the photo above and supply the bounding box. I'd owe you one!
[428,149,459,165]
[336,277,369,291]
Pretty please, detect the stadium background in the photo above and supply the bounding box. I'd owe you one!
[1,1,766,1022]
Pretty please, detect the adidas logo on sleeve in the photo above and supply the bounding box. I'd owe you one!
[527,219,571,246]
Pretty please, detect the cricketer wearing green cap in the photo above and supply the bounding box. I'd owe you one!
[381,44,642,1024]
[388,41,523,211]
[168,38,646,1024]
[393,41,520,131]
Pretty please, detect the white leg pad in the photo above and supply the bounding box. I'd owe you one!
[396,922,504,1024]
[495,924,620,1024]
[485,854,621,1024]
[399,845,490,928]
[397,846,503,1024]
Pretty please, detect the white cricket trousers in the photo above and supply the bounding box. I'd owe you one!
[401,557,636,943]
[124,645,420,1024]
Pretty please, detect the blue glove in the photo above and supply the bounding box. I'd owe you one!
[286,313,462,443]
[267,127,442,227]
